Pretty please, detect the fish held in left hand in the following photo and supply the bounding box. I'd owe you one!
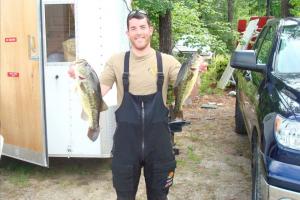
[71,59,108,142]
[172,53,204,120]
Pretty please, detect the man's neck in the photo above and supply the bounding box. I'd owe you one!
[131,46,152,57]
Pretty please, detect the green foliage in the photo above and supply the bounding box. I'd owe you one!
[132,0,299,55]
[240,0,298,18]
[198,0,236,52]
[291,0,300,16]
[172,1,222,53]
[271,0,281,17]
[200,54,229,94]
[132,0,172,14]
[132,0,233,54]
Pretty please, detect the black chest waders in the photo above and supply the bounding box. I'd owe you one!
[111,51,176,200]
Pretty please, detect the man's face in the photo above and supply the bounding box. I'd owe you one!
[126,17,153,51]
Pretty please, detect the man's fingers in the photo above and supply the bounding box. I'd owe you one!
[68,65,76,79]
[199,62,208,73]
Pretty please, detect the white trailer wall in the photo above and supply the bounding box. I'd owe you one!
[43,0,130,157]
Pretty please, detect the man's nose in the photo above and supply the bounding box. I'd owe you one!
[135,28,143,34]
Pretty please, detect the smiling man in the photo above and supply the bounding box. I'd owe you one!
[99,10,181,200]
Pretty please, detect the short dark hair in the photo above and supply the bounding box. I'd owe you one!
[127,10,151,29]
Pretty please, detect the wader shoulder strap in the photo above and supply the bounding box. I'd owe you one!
[123,51,164,92]
[156,51,164,92]
[123,51,130,92]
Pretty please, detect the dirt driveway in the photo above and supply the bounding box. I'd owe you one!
[0,93,251,200]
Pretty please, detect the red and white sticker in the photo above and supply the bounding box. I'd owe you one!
[5,37,17,43]
[7,72,19,77]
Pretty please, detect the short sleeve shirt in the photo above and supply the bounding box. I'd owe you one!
[100,48,181,106]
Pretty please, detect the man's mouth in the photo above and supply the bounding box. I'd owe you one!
[135,37,145,41]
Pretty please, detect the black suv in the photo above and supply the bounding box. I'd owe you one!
[231,18,300,200]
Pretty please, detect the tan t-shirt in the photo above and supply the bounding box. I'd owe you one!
[100,48,181,106]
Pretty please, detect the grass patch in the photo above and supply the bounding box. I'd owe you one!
[0,159,35,186]
[8,172,29,187]
[63,164,90,175]
[187,146,201,163]
[189,132,201,142]
[176,159,187,167]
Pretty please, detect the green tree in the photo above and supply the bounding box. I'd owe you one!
[290,0,300,16]
[281,0,293,17]
[172,0,228,54]
[132,0,230,54]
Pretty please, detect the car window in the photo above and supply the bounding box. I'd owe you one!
[257,26,276,64]
[276,25,300,73]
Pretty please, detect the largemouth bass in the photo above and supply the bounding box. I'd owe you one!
[172,53,203,120]
[72,59,107,141]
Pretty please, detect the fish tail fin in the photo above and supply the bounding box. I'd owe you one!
[172,103,184,120]
[169,105,176,121]
[87,127,100,142]
[175,110,184,121]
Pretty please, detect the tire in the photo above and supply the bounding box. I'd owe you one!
[252,134,263,200]
[235,96,247,134]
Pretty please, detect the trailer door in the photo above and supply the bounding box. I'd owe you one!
[0,0,48,166]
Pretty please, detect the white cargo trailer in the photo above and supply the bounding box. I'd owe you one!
[0,0,130,167]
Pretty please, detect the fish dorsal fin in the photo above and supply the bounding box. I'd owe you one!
[174,61,189,88]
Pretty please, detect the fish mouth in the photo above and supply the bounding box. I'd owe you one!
[78,76,86,80]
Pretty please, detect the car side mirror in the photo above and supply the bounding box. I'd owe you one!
[230,50,266,72]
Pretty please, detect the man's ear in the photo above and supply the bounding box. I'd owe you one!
[149,26,154,36]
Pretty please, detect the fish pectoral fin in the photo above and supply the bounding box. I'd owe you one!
[99,100,108,112]
[81,109,88,121]
[87,127,100,142]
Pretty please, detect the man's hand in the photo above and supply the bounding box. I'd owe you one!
[68,62,111,97]
[199,61,208,73]
[68,63,76,79]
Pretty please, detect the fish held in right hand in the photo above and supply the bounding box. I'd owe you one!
[72,59,108,142]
